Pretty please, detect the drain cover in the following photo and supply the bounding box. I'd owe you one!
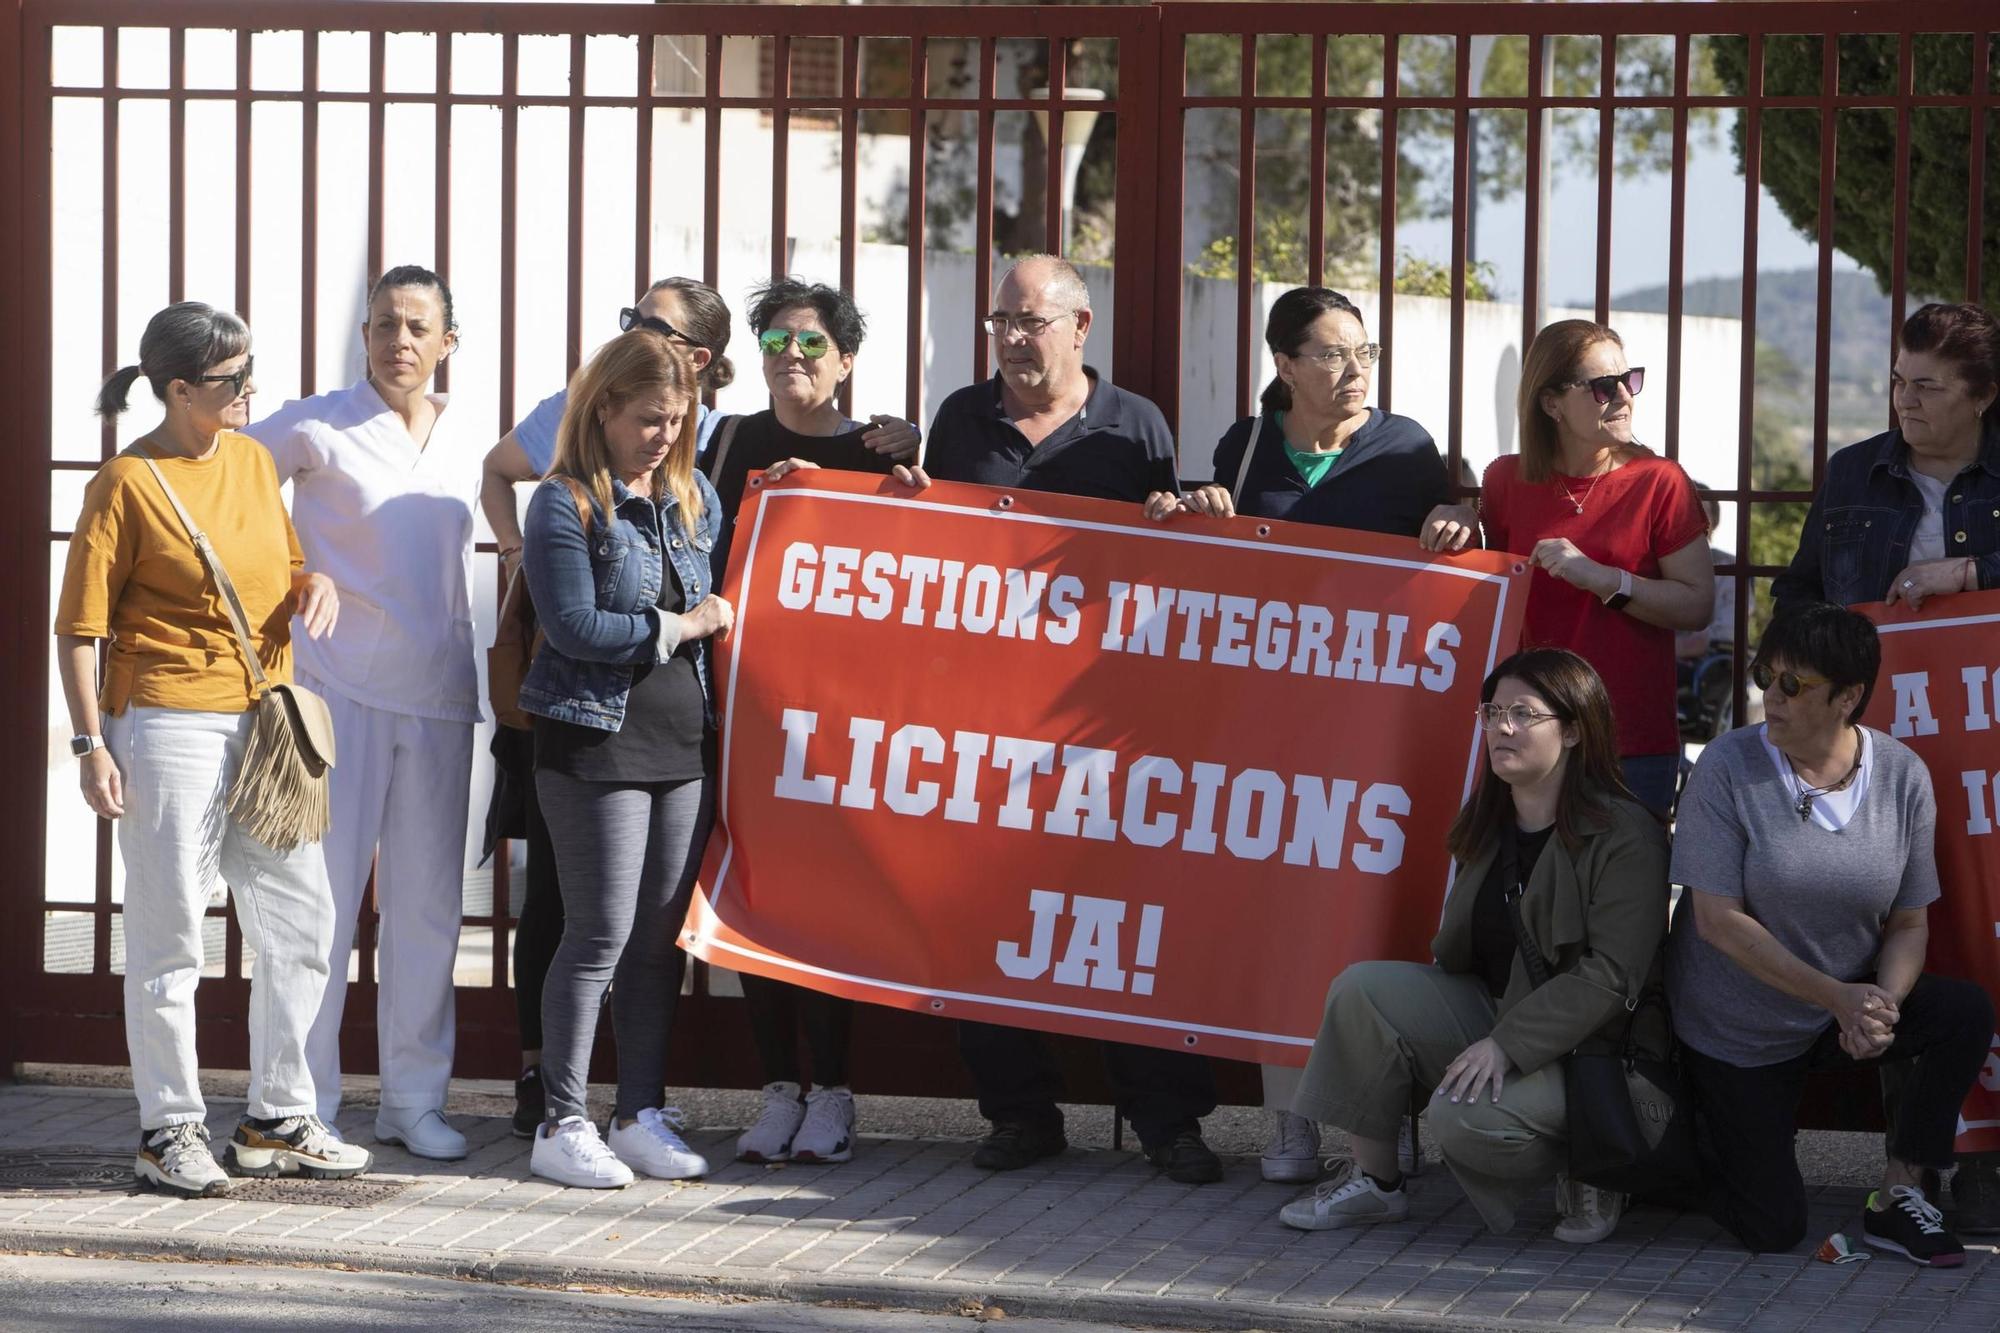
[0,1149,134,1194]
[222,1177,409,1207]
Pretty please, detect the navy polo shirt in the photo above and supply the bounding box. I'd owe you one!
[924,367,1180,504]
[1209,409,1449,539]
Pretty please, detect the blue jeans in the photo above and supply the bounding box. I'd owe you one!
[1621,753,1678,820]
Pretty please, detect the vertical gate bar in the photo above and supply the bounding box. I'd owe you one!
[1521,32,1544,362]
[1888,29,1912,425]
[1111,10,1160,407]
[1308,32,1326,290]
[433,26,451,392]
[168,26,184,302]
[1445,30,1469,480]
[702,34,721,296]
[635,28,655,301]
[235,28,251,321]
[1731,34,1763,736]
[1044,35,1065,257]
[974,35,996,386]
[100,25,118,461]
[565,31,584,376]
[1147,16,1184,431]
[1233,33,1254,421]
[904,36,927,426]
[1376,32,1397,415]
[365,28,383,284]
[1663,33,1688,464]
[838,34,858,421]
[1811,33,1837,478]
[1594,31,1613,324]
[498,33,517,445]
[300,29,318,394]
[771,31,791,280]
[1968,33,1989,304]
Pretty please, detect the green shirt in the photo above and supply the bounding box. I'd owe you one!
[1275,413,1343,487]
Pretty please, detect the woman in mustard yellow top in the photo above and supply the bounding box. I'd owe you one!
[55,302,369,1197]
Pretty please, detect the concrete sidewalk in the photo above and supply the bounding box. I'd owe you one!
[0,1083,1994,1332]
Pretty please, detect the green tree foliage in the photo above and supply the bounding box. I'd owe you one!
[1708,33,2000,308]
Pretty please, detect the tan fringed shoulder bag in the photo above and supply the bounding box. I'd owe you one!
[134,451,336,851]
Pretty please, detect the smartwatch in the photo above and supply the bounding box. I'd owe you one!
[70,734,106,757]
[1601,568,1634,612]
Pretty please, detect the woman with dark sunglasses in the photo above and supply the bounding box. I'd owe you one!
[1142,285,1448,1185]
[1668,604,1989,1266]
[1422,319,1714,818]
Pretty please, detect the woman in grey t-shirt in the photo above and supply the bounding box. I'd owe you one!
[1668,604,1991,1266]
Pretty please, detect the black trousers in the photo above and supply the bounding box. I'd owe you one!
[1682,972,1993,1254]
[957,1020,1218,1149]
[742,974,854,1088]
[511,771,563,1052]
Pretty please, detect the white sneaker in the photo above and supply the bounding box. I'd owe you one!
[375,1106,469,1161]
[1553,1173,1625,1244]
[531,1115,634,1189]
[607,1106,710,1180]
[1260,1110,1321,1183]
[1279,1159,1410,1231]
[790,1086,856,1164]
[1398,1114,1423,1177]
[136,1123,231,1198]
[229,1114,372,1179]
[737,1081,806,1163]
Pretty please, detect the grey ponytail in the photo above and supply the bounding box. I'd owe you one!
[95,301,251,418]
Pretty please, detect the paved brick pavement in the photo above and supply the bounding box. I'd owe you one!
[0,1084,1994,1331]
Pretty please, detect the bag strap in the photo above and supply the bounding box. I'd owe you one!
[129,447,271,694]
[1230,415,1264,509]
[704,413,744,488]
[1499,829,1556,990]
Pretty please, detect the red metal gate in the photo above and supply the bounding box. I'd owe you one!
[3,1,1994,1096]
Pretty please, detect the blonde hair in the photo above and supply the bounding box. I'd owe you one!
[1516,319,1643,483]
[551,329,704,530]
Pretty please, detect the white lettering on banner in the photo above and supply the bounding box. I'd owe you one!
[773,543,1464,691]
[1891,671,1941,739]
[1966,665,1999,732]
[993,890,1167,995]
[1967,770,2000,838]
[773,709,1409,873]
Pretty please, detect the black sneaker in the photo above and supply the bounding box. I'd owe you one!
[1863,1186,1965,1267]
[971,1120,1067,1171]
[513,1066,546,1140]
[1950,1161,2000,1235]
[1144,1128,1224,1185]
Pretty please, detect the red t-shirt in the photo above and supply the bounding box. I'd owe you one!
[1479,452,1709,758]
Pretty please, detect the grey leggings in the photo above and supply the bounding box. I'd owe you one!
[535,769,713,1123]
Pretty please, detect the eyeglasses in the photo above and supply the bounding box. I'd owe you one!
[618,307,698,346]
[1751,663,1832,698]
[981,311,1075,337]
[1560,367,1646,405]
[758,328,832,359]
[1475,703,1562,732]
[1290,342,1383,369]
[189,356,254,399]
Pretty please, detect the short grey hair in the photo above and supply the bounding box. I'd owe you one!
[1002,254,1090,312]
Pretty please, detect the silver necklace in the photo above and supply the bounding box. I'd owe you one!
[1553,458,1611,514]
[1782,726,1863,823]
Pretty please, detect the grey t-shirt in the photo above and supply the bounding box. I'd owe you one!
[1667,724,1940,1066]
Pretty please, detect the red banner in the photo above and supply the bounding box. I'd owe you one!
[1860,591,2000,1152]
[685,472,1529,1065]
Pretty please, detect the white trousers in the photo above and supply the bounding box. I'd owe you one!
[106,706,335,1129]
[301,676,474,1119]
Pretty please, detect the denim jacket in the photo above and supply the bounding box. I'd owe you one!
[518,470,723,732]
[1773,421,2000,619]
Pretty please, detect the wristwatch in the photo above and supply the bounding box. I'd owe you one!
[1601,568,1634,611]
[70,734,106,756]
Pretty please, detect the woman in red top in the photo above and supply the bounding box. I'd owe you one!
[1422,320,1713,815]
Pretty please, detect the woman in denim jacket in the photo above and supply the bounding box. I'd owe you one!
[1774,303,2000,619]
[518,329,733,1189]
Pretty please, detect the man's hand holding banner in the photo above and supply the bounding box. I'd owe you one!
[685,471,1529,1066]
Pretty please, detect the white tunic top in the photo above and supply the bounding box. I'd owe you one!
[248,379,483,724]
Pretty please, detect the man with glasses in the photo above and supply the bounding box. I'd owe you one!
[899,255,1219,1185]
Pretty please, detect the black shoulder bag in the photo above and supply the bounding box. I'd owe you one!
[1501,831,1700,1198]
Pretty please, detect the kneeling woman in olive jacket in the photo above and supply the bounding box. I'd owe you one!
[1283,647,1670,1245]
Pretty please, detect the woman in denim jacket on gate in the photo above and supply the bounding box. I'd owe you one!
[518,328,733,1190]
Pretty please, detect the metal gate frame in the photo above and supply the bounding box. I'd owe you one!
[3,1,1994,1099]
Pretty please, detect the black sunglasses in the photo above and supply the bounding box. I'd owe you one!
[188,356,254,399]
[1562,367,1645,405]
[619,307,698,346]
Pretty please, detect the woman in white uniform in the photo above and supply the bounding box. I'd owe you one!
[248,265,479,1160]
